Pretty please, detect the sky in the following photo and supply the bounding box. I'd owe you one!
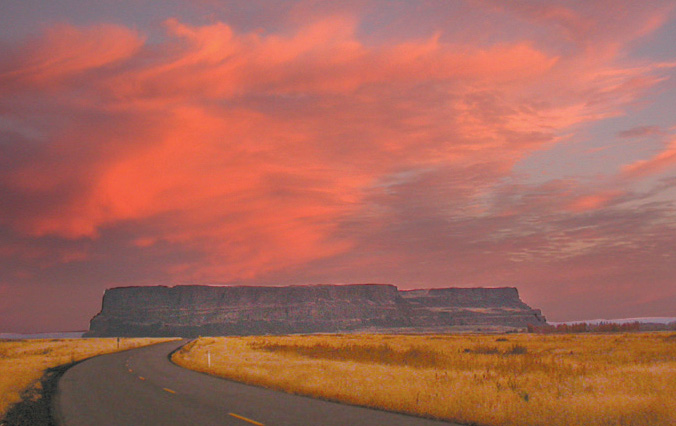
[1,0,676,333]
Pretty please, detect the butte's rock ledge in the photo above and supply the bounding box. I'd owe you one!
[86,284,547,337]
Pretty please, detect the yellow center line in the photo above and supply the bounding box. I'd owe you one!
[163,387,176,394]
[228,412,264,426]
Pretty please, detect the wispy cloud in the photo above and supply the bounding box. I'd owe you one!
[623,137,676,177]
[618,125,664,139]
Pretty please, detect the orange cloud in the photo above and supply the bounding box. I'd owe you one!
[106,16,558,101]
[566,190,624,212]
[622,138,676,178]
[2,1,676,333]
[0,24,143,90]
[0,4,673,285]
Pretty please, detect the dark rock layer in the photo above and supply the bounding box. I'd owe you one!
[85,284,547,337]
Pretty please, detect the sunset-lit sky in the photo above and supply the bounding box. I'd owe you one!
[2,0,676,332]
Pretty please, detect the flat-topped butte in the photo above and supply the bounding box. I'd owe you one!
[86,284,547,337]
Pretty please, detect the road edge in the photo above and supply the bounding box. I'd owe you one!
[51,339,183,426]
[2,361,78,426]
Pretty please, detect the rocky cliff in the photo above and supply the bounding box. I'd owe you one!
[86,284,546,337]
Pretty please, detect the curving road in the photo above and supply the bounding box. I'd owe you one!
[54,340,461,426]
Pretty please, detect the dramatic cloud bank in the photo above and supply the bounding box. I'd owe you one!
[1,0,675,331]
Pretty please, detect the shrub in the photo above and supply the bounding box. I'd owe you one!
[505,344,528,355]
[464,345,500,354]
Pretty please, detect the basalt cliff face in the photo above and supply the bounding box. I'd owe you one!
[86,284,546,337]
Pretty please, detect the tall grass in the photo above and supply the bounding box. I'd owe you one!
[249,341,446,369]
[0,338,172,418]
[173,333,676,426]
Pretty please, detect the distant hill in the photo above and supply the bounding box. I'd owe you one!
[550,317,676,326]
[0,331,85,339]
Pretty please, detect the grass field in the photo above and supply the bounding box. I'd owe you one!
[173,333,676,426]
[0,338,173,419]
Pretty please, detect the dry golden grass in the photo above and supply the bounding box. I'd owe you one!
[0,338,173,417]
[173,333,676,426]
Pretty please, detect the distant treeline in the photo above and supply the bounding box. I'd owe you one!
[528,321,676,334]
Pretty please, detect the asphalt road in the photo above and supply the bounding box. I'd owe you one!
[54,340,462,426]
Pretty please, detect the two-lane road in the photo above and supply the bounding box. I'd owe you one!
[54,340,461,426]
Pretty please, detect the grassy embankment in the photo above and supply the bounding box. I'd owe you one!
[173,333,676,426]
[0,338,173,419]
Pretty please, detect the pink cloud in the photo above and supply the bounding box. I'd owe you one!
[491,0,674,49]
[106,17,558,102]
[565,190,625,212]
[618,125,663,139]
[622,137,676,178]
[0,24,143,91]
[1,10,669,266]
[0,16,559,245]
[1,1,675,331]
